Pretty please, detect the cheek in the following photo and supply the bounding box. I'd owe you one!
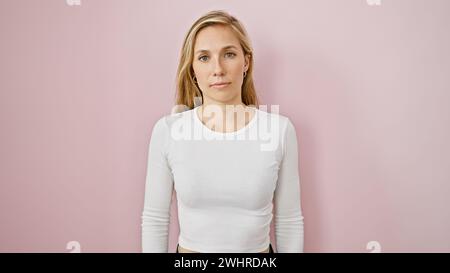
[192,62,204,75]
[231,69,244,82]
[232,62,245,75]
[194,67,208,79]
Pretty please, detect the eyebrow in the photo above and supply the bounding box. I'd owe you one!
[195,45,239,55]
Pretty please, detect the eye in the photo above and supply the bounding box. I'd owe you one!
[198,52,236,62]
[199,55,208,62]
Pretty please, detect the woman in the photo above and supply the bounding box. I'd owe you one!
[142,10,304,253]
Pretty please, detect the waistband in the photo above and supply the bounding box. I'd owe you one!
[176,243,275,253]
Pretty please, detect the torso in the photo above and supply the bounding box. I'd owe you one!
[178,105,269,254]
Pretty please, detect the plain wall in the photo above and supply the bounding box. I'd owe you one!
[1,0,449,252]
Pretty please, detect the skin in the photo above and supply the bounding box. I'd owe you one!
[177,244,270,253]
[177,24,268,253]
[192,24,256,134]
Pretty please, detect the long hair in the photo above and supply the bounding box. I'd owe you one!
[174,10,259,112]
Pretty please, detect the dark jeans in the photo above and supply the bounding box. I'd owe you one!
[176,243,275,253]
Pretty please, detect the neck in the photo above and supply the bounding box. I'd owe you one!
[199,102,247,117]
[197,101,255,133]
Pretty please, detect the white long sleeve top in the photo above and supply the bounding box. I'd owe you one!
[141,106,304,253]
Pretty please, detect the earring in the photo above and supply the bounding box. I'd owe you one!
[192,76,197,83]
[243,71,247,78]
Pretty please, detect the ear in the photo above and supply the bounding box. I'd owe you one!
[244,53,251,72]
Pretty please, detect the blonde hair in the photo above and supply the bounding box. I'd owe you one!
[174,10,259,111]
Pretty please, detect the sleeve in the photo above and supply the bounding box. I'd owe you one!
[273,118,305,253]
[141,116,174,253]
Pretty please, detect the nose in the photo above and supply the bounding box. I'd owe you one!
[212,57,225,76]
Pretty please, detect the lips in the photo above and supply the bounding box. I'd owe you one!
[210,82,230,87]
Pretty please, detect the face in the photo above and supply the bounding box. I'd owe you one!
[192,24,250,106]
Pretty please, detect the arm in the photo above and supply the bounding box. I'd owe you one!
[274,118,305,253]
[141,117,174,252]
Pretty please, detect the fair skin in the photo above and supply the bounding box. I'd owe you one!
[177,24,268,253]
[192,24,256,134]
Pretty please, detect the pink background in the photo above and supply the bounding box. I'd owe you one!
[1,0,449,253]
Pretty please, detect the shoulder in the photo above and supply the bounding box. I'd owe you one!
[256,108,297,156]
[256,107,294,132]
[152,108,195,133]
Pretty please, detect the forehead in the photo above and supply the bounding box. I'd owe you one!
[194,25,240,51]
